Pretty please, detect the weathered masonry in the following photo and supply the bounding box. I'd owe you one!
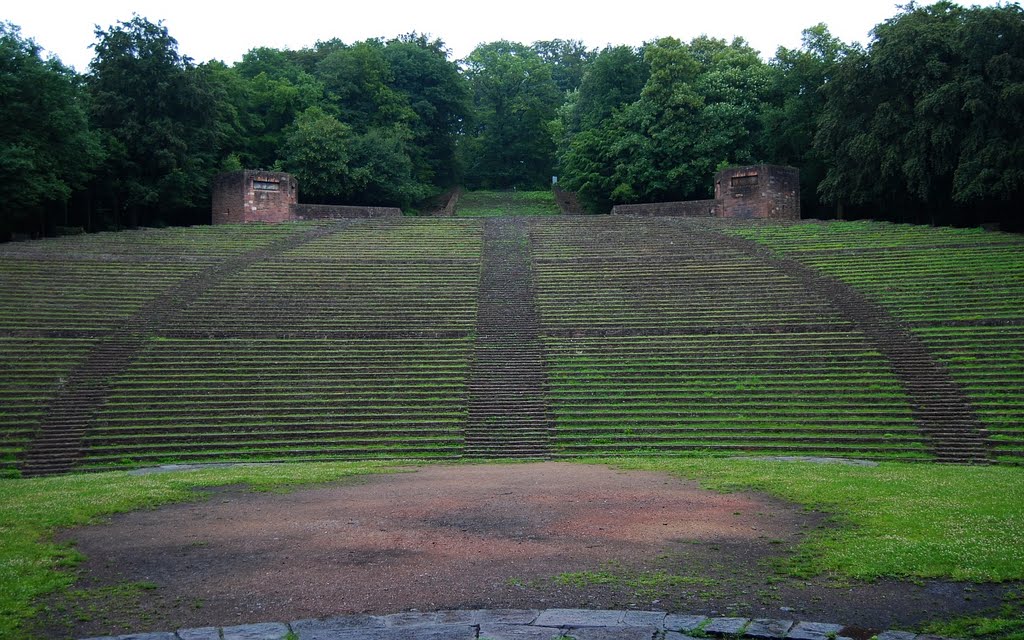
[611,164,800,220]
[211,170,401,224]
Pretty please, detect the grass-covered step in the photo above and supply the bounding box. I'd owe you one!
[724,221,1024,325]
[0,261,202,331]
[175,261,480,332]
[0,338,96,477]
[456,190,561,217]
[284,218,483,260]
[530,218,845,331]
[74,336,472,470]
[553,442,933,461]
[78,445,459,470]
[544,330,929,461]
[723,219,1024,252]
[0,223,317,261]
[917,326,1024,463]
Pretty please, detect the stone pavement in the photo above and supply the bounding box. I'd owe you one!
[82,608,958,640]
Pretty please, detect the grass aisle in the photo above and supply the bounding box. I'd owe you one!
[455,190,560,216]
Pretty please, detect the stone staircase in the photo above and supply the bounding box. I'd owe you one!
[465,218,554,458]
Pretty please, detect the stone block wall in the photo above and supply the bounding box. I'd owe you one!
[610,165,800,220]
[291,204,402,219]
[212,171,401,224]
[212,171,297,224]
[611,200,720,217]
[715,165,800,220]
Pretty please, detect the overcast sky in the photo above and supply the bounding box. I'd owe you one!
[6,0,1014,72]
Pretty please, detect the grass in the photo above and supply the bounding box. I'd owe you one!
[599,457,1024,582]
[922,591,1024,640]
[456,190,560,216]
[0,461,398,638]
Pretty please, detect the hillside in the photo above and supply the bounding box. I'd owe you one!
[1,216,1021,476]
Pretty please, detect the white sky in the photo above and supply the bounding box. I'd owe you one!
[6,0,1014,72]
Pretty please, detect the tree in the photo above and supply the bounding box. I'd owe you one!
[382,34,470,187]
[461,41,562,188]
[88,15,221,227]
[532,39,595,94]
[762,24,849,217]
[815,2,1024,227]
[0,23,101,238]
[279,106,354,200]
[556,36,773,211]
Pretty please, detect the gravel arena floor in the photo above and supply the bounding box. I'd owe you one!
[35,463,1011,638]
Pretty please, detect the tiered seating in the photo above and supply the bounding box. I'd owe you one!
[0,338,96,476]
[75,218,482,469]
[727,220,1024,463]
[175,219,481,334]
[0,224,314,332]
[78,337,471,468]
[531,217,932,461]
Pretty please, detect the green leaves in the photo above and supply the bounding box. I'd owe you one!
[0,22,102,238]
[814,3,1024,227]
[461,41,562,189]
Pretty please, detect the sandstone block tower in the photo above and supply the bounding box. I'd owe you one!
[211,171,298,224]
[714,165,800,220]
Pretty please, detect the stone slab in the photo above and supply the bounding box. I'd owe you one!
[110,634,177,640]
[745,619,795,639]
[786,621,845,640]
[876,632,918,640]
[704,617,750,636]
[222,622,292,640]
[566,627,661,639]
[292,614,387,638]
[381,611,476,627]
[177,629,222,640]
[473,609,541,625]
[621,611,667,627]
[533,609,624,627]
[665,635,703,640]
[317,625,477,640]
[663,615,708,633]
[480,624,573,640]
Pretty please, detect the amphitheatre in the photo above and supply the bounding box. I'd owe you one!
[1,177,1023,640]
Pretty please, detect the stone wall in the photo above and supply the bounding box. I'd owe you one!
[611,200,720,217]
[212,171,297,224]
[610,165,799,220]
[291,204,402,219]
[212,171,401,223]
[715,165,800,220]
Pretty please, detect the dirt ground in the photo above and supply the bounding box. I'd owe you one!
[38,463,1011,638]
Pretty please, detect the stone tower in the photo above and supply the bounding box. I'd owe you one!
[211,170,298,224]
[714,165,800,220]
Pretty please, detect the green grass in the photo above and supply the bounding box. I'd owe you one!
[0,461,398,638]
[922,591,1024,640]
[600,457,1024,582]
[456,190,560,216]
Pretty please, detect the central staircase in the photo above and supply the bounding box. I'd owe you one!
[465,218,554,458]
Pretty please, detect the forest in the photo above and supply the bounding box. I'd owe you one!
[1,1,1022,239]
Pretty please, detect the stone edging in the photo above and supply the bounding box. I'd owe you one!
[81,608,958,640]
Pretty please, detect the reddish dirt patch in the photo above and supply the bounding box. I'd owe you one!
[43,463,1008,638]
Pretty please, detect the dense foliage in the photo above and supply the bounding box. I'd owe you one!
[1,2,1022,239]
